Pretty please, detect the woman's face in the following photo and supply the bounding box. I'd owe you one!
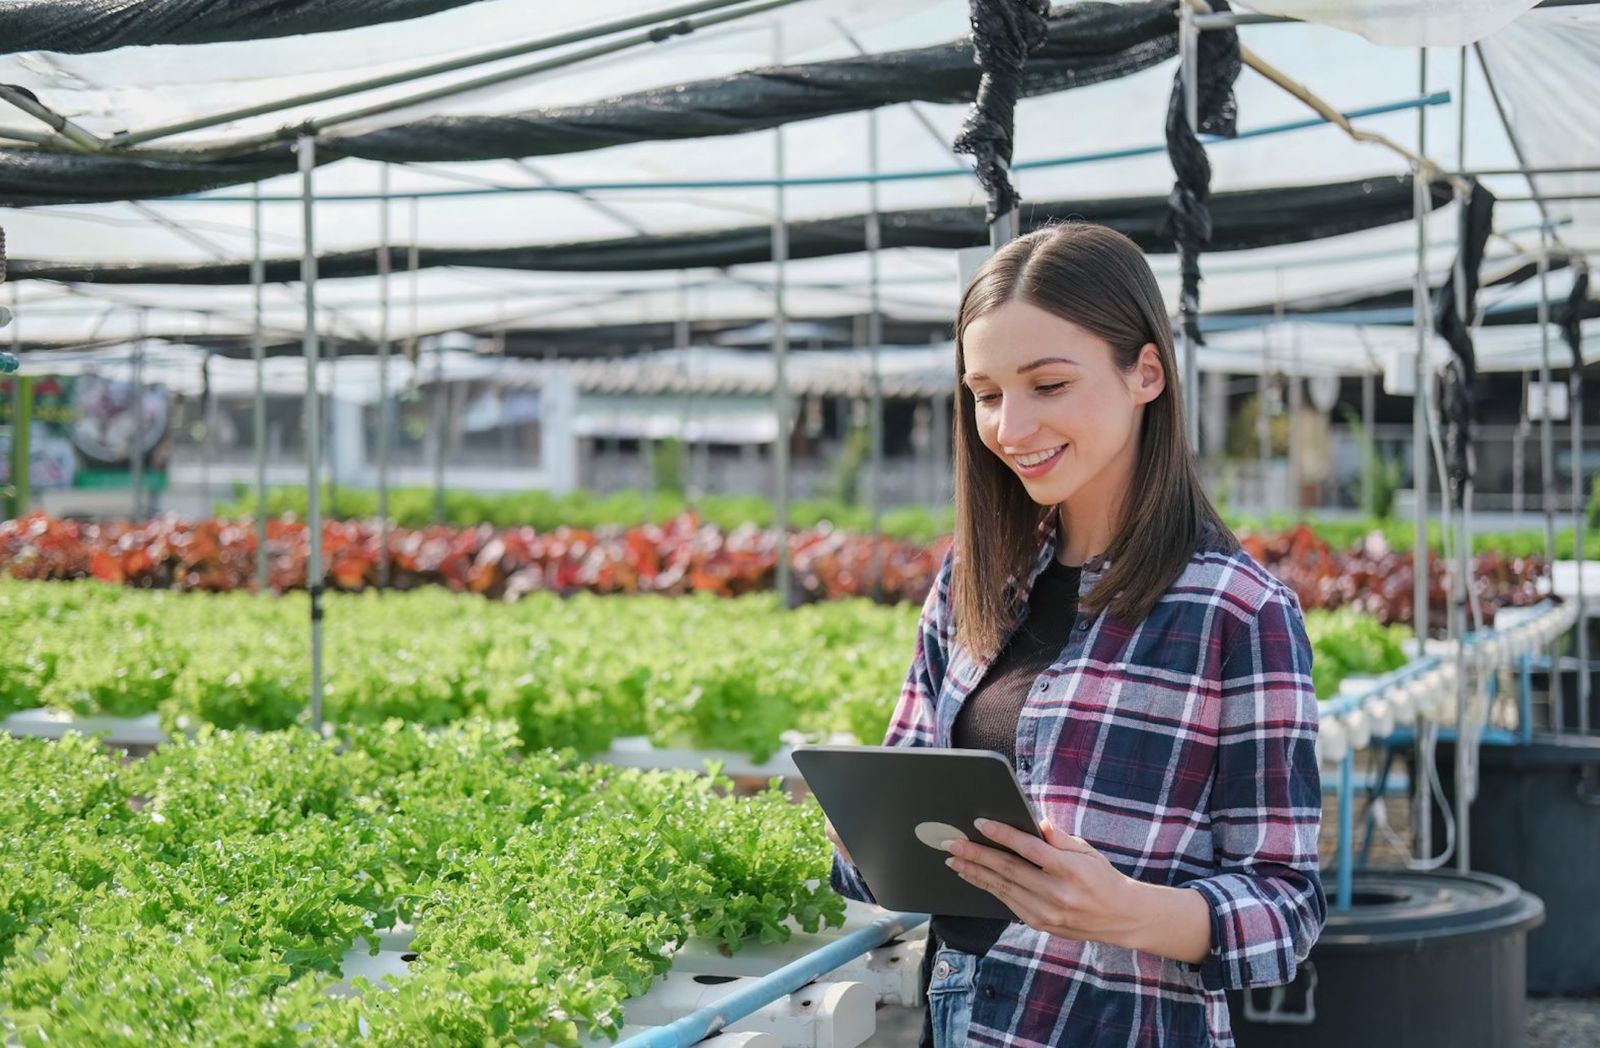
[961,299,1164,510]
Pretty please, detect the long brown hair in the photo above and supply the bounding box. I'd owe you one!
[952,223,1236,657]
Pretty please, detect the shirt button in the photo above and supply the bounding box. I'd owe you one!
[982,986,996,999]
[935,961,953,978]
[1077,620,1090,631]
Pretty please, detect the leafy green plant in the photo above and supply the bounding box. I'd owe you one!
[0,579,918,758]
[217,484,954,543]
[1304,607,1412,700]
[0,723,845,1046]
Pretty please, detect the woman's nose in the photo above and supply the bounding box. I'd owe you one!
[995,395,1038,446]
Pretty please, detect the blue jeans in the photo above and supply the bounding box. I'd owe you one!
[926,945,978,1047]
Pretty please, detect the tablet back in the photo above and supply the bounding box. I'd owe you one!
[794,745,1042,920]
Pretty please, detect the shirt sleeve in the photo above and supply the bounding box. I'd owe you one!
[829,548,955,904]
[1182,584,1326,991]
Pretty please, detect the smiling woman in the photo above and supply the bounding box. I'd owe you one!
[953,222,1226,659]
[828,223,1325,1048]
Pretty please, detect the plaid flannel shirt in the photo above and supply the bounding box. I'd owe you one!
[830,523,1325,1047]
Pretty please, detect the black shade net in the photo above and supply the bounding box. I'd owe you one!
[0,0,491,55]
[1433,180,1494,510]
[8,175,1449,285]
[1219,251,1577,322]
[0,1,1177,208]
[1560,264,1589,370]
[953,0,1051,224]
[1163,1,1240,347]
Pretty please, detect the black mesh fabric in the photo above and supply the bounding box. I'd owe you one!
[1162,1,1240,347]
[0,2,1177,207]
[8,176,1450,285]
[1432,181,1494,510]
[1560,264,1589,369]
[953,0,1052,223]
[0,0,490,54]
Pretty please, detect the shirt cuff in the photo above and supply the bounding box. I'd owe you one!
[829,850,876,906]
[1177,881,1230,992]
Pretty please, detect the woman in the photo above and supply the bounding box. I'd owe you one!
[828,223,1324,1047]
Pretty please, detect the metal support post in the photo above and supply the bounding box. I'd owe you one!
[377,166,393,589]
[1362,371,1376,516]
[867,107,885,598]
[252,183,269,591]
[1412,50,1432,861]
[131,309,146,520]
[1539,232,1562,732]
[1452,43,1472,874]
[1574,345,1590,734]
[772,22,791,606]
[9,373,30,517]
[298,135,325,732]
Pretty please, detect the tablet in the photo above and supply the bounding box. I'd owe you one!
[792,744,1045,920]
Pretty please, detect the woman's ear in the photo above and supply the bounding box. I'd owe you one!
[1129,342,1165,405]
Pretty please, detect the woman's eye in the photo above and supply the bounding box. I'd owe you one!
[973,391,1000,404]
[1036,382,1069,394]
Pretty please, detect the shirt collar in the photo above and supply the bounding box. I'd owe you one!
[1009,516,1111,608]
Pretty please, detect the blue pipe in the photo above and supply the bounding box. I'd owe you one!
[1317,600,1560,724]
[1336,752,1355,911]
[176,93,1451,204]
[617,911,927,1048]
[1520,653,1534,744]
[1319,656,1441,721]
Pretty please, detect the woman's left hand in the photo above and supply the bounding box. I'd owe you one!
[944,818,1143,948]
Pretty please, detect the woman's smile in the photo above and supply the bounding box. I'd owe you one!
[1011,444,1068,477]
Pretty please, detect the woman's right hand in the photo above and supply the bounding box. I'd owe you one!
[825,818,853,865]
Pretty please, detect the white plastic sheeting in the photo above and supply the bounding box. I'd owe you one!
[0,1,1579,345]
[1478,4,1600,253]
[1239,0,1542,47]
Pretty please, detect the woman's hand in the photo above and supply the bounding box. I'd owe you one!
[825,817,854,865]
[944,817,1144,949]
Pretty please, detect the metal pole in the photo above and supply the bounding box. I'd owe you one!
[1259,322,1272,513]
[1362,371,1376,516]
[116,0,800,151]
[1516,372,1529,522]
[298,135,325,733]
[200,350,212,512]
[131,309,146,520]
[325,314,339,521]
[1452,44,1472,873]
[676,272,697,504]
[1575,331,1591,734]
[867,107,885,599]
[377,165,393,589]
[1288,336,1302,513]
[252,183,269,591]
[433,344,447,525]
[1179,0,1201,454]
[772,22,791,606]
[1539,231,1563,733]
[9,375,30,517]
[931,388,949,509]
[8,284,20,517]
[1412,50,1432,862]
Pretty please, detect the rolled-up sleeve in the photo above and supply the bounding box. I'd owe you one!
[1183,585,1325,991]
[828,549,955,904]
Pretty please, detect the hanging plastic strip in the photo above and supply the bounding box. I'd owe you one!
[1163,0,1239,348]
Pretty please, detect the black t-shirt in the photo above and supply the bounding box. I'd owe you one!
[928,557,1082,958]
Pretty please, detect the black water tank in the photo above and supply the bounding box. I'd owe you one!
[1228,869,1543,1048]
[1431,735,1600,994]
